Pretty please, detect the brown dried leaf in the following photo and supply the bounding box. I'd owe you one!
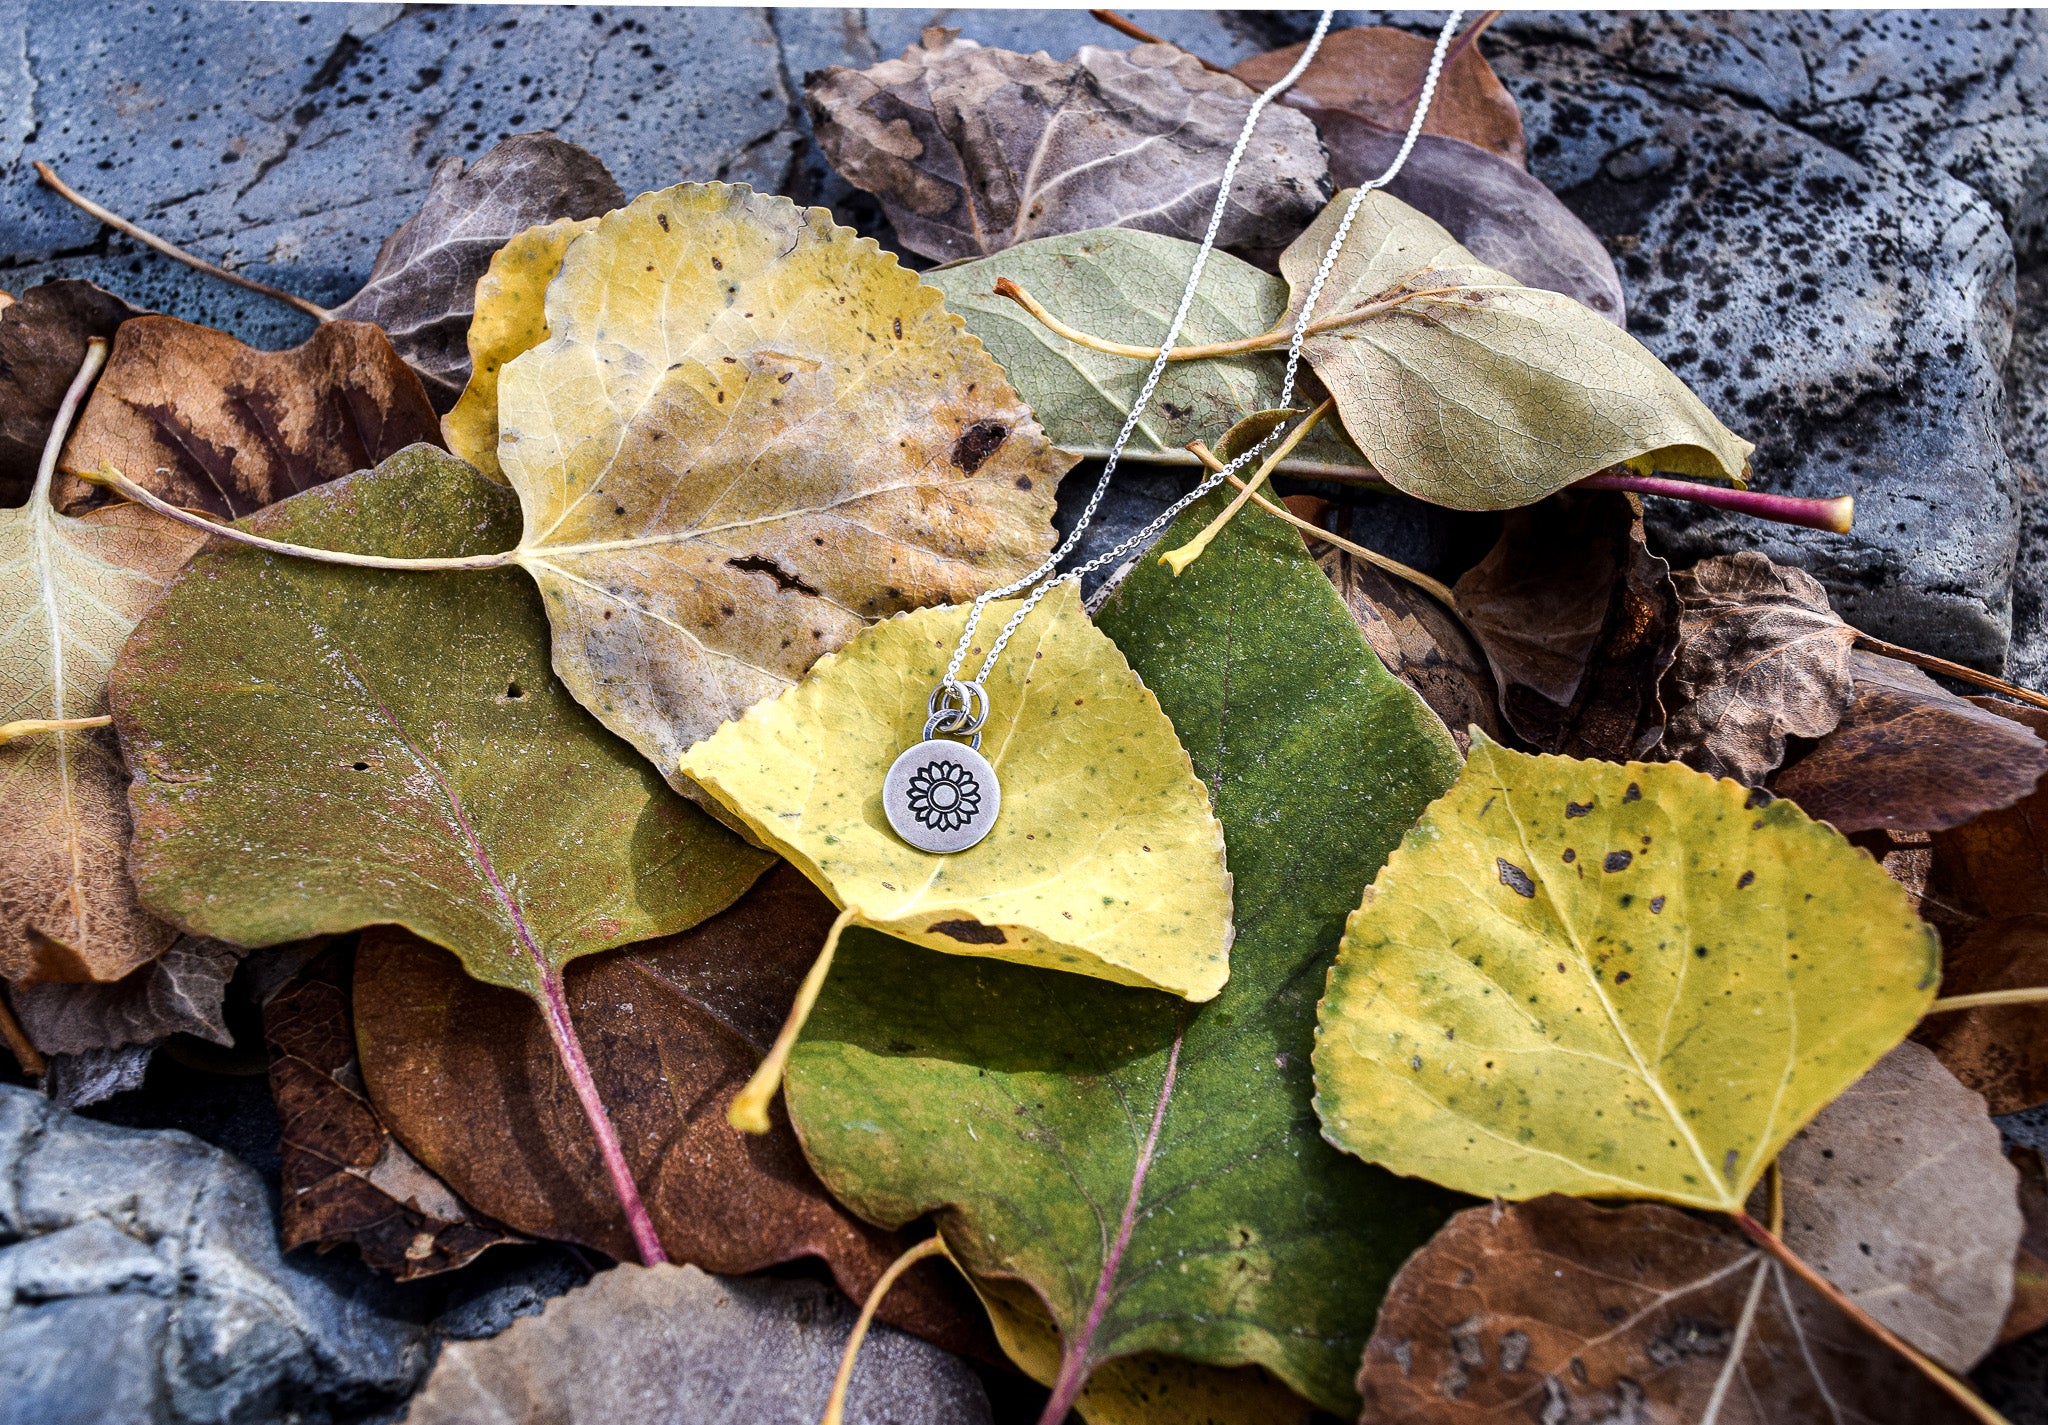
[55,316,444,519]
[1230,25,1526,166]
[0,280,144,506]
[1660,550,1858,784]
[1772,652,2048,833]
[330,132,624,410]
[1926,700,2048,927]
[10,935,241,1056]
[263,943,520,1280]
[1357,1195,1975,1425]
[1742,1041,2019,1372]
[2000,1146,2048,1344]
[1911,914,2048,1115]
[806,31,1328,266]
[1452,490,1678,760]
[353,864,988,1353]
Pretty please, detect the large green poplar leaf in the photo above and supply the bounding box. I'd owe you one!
[926,229,1374,477]
[1314,737,1940,1211]
[784,496,1465,1415]
[109,445,772,996]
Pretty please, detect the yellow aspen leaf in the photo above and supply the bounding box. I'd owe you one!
[678,580,1231,1000]
[1314,734,1939,1210]
[442,216,596,481]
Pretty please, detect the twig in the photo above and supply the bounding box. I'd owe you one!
[1184,438,1457,608]
[1161,401,1331,575]
[1389,11,1504,124]
[34,161,334,323]
[1730,1211,2011,1425]
[1086,10,1231,73]
[993,276,1462,362]
[1924,988,2048,1015]
[1852,632,2048,714]
[0,994,45,1079]
[820,1235,956,1425]
[731,906,857,1134]
[0,715,113,746]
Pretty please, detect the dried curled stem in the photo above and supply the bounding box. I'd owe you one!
[0,715,113,746]
[731,906,858,1135]
[1852,632,2048,714]
[820,1234,957,1425]
[1924,987,2048,1015]
[0,995,45,1078]
[1160,401,1331,575]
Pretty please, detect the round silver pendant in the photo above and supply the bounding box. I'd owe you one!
[884,739,1001,854]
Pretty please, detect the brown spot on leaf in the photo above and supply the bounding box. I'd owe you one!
[928,919,1007,945]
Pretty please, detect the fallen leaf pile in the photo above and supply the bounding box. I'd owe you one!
[5,18,2046,1425]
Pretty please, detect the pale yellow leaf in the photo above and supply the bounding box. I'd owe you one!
[678,581,1231,999]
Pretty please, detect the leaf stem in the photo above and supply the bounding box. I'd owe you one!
[0,715,113,746]
[992,276,1462,361]
[1729,1210,2011,1425]
[35,161,335,323]
[76,464,518,570]
[820,1235,955,1425]
[33,337,107,511]
[731,906,857,1135]
[1085,10,1231,73]
[1851,632,2048,714]
[1575,471,1854,533]
[1925,987,2048,1015]
[533,968,666,1266]
[1160,401,1331,575]
[0,993,46,1078]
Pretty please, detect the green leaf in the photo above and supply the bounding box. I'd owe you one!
[109,445,772,996]
[784,496,1464,1415]
[1280,191,1753,509]
[1313,735,1940,1212]
[926,229,1374,476]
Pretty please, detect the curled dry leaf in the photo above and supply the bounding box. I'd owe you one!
[1772,651,2048,832]
[1356,1194,1976,1425]
[787,499,1463,1417]
[404,1263,993,1425]
[495,181,1069,776]
[1229,25,1526,166]
[1279,191,1751,510]
[1661,550,1860,785]
[1314,738,1940,1210]
[55,316,443,519]
[1739,1040,2019,1372]
[352,865,986,1353]
[9,935,241,1056]
[264,944,521,1280]
[1452,490,1678,760]
[680,581,1232,998]
[0,280,144,507]
[807,31,1328,266]
[329,132,624,410]
[927,229,1372,474]
[440,217,596,481]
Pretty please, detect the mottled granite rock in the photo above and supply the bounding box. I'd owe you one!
[0,1084,429,1425]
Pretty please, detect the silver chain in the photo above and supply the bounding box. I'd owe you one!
[924,9,1468,741]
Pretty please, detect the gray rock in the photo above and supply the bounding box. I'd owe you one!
[0,1084,429,1425]
[2008,262,2048,689]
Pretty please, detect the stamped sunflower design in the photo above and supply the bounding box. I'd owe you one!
[905,759,984,834]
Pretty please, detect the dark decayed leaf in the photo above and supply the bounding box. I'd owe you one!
[1452,490,1678,760]
[352,865,988,1354]
[1772,652,2048,832]
[2003,1147,2048,1344]
[1230,25,1526,166]
[55,317,443,519]
[0,280,144,506]
[264,943,521,1280]
[1356,1195,1974,1424]
[9,935,241,1056]
[1312,115,1625,325]
[1741,1041,2019,1372]
[787,496,1465,1415]
[329,132,624,410]
[807,31,1328,266]
[1660,550,1858,784]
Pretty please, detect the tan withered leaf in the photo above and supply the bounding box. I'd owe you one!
[1742,1041,2020,1372]
[54,316,443,519]
[0,280,144,506]
[10,934,241,1056]
[1660,551,1859,784]
[352,865,986,1354]
[264,943,520,1280]
[1773,652,2048,832]
[1357,1195,1975,1425]
[806,31,1328,266]
[494,181,1068,776]
[1453,490,1678,760]
[1230,25,1526,166]
[2,490,203,985]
